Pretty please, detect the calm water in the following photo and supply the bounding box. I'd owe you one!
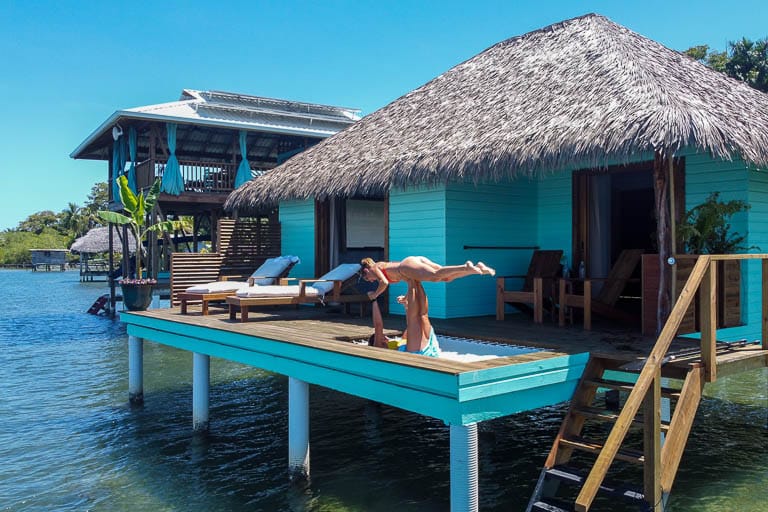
[0,270,766,512]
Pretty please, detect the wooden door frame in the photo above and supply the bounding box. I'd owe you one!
[572,158,685,271]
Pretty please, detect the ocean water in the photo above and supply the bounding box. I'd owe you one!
[0,269,765,512]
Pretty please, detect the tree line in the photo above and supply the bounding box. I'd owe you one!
[0,182,108,265]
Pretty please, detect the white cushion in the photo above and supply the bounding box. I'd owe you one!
[235,284,320,298]
[310,263,361,294]
[250,255,300,285]
[185,281,251,294]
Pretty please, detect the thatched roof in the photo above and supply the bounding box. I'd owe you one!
[225,13,768,213]
[70,226,137,254]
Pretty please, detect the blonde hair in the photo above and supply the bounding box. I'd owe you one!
[360,257,376,269]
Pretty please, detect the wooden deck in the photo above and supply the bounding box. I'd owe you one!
[131,306,767,380]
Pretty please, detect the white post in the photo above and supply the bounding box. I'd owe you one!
[193,352,210,431]
[450,423,479,512]
[128,335,143,404]
[288,377,310,479]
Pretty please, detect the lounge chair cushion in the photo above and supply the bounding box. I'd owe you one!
[250,255,300,285]
[185,280,251,294]
[310,263,361,294]
[235,284,321,298]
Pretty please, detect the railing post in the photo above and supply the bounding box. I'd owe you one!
[643,366,662,511]
[699,260,717,382]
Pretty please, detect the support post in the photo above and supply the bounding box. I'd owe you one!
[700,261,717,382]
[288,377,310,479]
[128,335,144,404]
[450,423,479,512]
[193,352,210,431]
[643,367,662,511]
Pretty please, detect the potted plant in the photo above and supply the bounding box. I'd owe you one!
[99,176,173,311]
[677,192,753,328]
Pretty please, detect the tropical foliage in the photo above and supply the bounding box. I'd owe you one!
[98,176,173,282]
[685,37,768,92]
[1,182,109,265]
[677,192,752,254]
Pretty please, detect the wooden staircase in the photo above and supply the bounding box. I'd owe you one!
[526,356,705,511]
[527,255,765,511]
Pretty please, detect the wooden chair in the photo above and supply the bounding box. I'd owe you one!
[496,250,563,322]
[178,256,299,315]
[559,248,644,329]
[226,263,369,322]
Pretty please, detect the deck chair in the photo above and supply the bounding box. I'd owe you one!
[226,263,367,322]
[496,250,563,322]
[559,248,643,329]
[178,255,300,315]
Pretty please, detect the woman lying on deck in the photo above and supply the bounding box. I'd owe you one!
[360,256,495,301]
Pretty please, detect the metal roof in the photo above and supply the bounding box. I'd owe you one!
[71,89,361,160]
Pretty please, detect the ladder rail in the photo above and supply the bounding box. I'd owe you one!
[575,256,712,511]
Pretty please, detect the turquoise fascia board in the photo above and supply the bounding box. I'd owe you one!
[122,313,589,425]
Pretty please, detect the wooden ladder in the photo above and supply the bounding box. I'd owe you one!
[526,355,705,512]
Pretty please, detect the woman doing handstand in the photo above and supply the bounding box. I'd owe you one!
[360,256,495,300]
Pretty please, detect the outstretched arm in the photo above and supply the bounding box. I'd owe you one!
[367,265,390,300]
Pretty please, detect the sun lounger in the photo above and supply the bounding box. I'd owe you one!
[226,263,367,322]
[178,255,300,315]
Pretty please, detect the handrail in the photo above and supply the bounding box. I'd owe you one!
[575,255,712,511]
[576,252,768,510]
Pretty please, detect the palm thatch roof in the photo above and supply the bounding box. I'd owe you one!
[70,226,137,254]
[225,13,768,213]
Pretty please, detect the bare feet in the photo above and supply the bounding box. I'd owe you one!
[477,262,496,276]
[465,261,483,274]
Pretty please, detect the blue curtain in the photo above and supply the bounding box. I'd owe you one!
[111,136,127,200]
[127,127,137,193]
[234,130,251,188]
[160,123,184,195]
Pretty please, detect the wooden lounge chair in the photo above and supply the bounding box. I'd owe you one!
[559,248,644,329]
[226,263,368,322]
[496,250,563,322]
[178,255,299,315]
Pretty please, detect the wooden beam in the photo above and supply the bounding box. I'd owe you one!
[700,261,717,382]
[643,366,662,512]
[660,366,704,492]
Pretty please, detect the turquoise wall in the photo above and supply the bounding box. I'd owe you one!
[279,199,315,278]
[389,185,448,317]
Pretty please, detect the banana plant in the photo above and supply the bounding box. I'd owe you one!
[98,176,174,282]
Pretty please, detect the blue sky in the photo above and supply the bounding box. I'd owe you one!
[1,0,767,230]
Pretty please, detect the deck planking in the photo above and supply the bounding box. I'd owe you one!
[127,306,767,377]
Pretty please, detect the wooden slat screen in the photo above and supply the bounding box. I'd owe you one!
[170,218,281,305]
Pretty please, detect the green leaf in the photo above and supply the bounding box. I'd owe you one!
[117,175,138,214]
[144,178,162,212]
[97,210,132,225]
[146,220,175,234]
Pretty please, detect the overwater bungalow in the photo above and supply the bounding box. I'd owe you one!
[71,89,360,309]
[110,14,767,512]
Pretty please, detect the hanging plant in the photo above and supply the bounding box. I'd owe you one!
[677,192,754,254]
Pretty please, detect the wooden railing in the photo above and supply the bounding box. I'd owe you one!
[134,158,239,193]
[575,253,768,511]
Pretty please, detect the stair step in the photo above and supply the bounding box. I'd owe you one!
[530,499,572,512]
[573,406,670,432]
[559,435,645,464]
[545,466,646,503]
[585,377,681,399]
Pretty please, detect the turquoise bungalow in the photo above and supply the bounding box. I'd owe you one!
[119,14,768,512]
[225,13,768,342]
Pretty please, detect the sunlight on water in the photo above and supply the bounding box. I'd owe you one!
[0,269,765,511]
